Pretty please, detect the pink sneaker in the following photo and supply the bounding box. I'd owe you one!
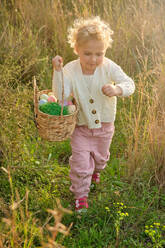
[75,197,88,213]
[92,172,100,184]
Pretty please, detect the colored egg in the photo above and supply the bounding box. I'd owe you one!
[40,94,48,100]
[59,100,71,106]
[63,100,68,106]
[39,99,47,106]
[67,101,73,105]
[68,105,76,114]
[52,95,57,101]
[48,95,57,102]
[48,92,54,96]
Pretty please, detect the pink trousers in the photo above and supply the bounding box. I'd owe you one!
[69,122,115,199]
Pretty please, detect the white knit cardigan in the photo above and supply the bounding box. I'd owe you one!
[52,57,135,129]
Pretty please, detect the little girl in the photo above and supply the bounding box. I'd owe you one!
[52,16,135,212]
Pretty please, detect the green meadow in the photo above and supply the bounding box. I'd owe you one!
[0,0,164,247]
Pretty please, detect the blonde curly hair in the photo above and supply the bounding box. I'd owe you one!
[67,16,114,54]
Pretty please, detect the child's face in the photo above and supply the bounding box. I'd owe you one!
[76,39,106,75]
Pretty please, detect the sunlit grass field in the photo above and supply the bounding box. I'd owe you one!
[0,0,165,247]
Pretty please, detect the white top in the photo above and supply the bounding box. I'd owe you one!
[83,74,94,94]
[52,57,135,129]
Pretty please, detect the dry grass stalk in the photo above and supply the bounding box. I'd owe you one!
[0,173,72,248]
[0,167,42,247]
[42,199,73,248]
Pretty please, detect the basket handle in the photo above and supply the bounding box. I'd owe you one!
[33,76,38,115]
[60,67,64,116]
[53,66,65,116]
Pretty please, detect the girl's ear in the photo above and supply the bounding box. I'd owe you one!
[74,44,79,55]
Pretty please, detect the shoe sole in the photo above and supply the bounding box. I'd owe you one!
[76,208,88,213]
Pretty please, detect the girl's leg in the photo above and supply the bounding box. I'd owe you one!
[69,150,95,199]
[69,126,95,199]
[92,122,115,173]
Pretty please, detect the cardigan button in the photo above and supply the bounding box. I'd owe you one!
[95,119,99,124]
[89,98,94,104]
[92,109,96,114]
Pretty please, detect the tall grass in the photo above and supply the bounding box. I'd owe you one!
[0,0,165,246]
[0,167,72,248]
[0,0,164,193]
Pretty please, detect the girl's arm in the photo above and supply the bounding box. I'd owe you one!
[109,62,135,97]
[52,56,73,101]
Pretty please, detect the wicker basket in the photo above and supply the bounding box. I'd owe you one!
[33,72,78,142]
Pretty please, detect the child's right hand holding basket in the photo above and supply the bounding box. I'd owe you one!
[52,55,63,71]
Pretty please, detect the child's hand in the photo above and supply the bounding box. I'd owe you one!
[102,84,122,97]
[52,55,63,71]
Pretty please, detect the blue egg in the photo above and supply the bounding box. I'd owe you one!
[39,99,47,106]
[40,94,49,100]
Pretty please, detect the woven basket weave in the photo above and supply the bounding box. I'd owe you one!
[33,72,78,142]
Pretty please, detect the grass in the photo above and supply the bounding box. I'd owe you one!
[0,0,165,247]
[1,155,164,247]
